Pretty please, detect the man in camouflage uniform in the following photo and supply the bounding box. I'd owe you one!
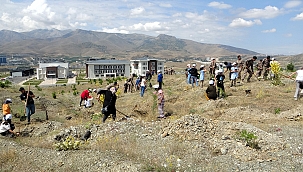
[236,55,244,80]
[262,56,271,80]
[256,59,263,77]
[242,56,257,82]
[209,58,217,77]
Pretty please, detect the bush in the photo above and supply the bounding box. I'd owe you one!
[236,130,260,149]
[286,63,295,72]
[54,136,81,151]
[52,92,57,99]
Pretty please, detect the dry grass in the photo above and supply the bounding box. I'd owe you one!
[0,148,17,171]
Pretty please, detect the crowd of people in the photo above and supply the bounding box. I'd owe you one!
[1,55,302,137]
[185,55,301,101]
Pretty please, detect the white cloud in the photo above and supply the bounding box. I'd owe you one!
[129,22,166,31]
[291,12,303,20]
[229,18,262,27]
[208,1,232,9]
[284,0,302,8]
[1,13,11,23]
[262,28,276,33]
[130,7,145,15]
[285,33,292,37]
[159,3,172,8]
[102,27,129,34]
[239,6,281,19]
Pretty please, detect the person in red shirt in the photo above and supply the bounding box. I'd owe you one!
[80,89,92,106]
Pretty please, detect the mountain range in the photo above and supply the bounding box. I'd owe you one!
[0,29,259,59]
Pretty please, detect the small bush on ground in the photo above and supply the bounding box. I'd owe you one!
[54,136,81,151]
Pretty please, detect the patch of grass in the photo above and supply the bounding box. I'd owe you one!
[23,79,43,86]
[275,108,281,114]
[56,79,68,84]
[0,148,17,165]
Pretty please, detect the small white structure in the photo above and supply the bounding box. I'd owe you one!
[85,59,130,79]
[36,62,69,79]
[130,56,165,76]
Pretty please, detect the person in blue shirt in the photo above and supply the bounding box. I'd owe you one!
[157,70,163,89]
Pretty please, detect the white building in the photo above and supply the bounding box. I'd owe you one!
[85,59,130,79]
[130,57,165,76]
[36,62,69,79]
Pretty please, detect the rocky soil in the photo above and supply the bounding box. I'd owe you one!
[1,73,303,171]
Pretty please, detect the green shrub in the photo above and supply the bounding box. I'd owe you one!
[286,63,295,72]
[236,130,260,149]
[275,108,281,114]
[54,136,81,151]
[52,92,57,99]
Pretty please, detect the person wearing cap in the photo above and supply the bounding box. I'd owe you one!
[209,58,217,77]
[79,89,92,106]
[215,69,225,98]
[2,99,12,124]
[189,64,199,87]
[157,70,163,89]
[206,80,217,100]
[288,67,303,100]
[262,56,271,80]
[236,55,244,80]
[199,65,207,87]
[242,56,257,82]
[19,87,35,124]
[230,62,239,87]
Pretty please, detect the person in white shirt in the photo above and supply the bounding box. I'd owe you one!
[288,67,303,100]
[140,76,147,97]
[0,120,18,137]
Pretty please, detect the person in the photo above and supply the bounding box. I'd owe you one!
[199,65,207,87]
[256,59,263,78]
[206,80,217,100]
[146,70,152,81]
[19,87,35,124]
[0,120,18,137]
[209,58,217,77]
[157,70,163,89]
[157,89,165,118]
[135,77,141,91]
[140,76,147,97]
[84,96,94,108]
[80,89,92,106]
[2,98,12,124]
[224,62,232,80]
[106,81,119,91]
[123,80,128,93]
[97,87,117,123]
[236,55,244,80]
[262,56,271,80]
[230,62,238,87]
[185,64,191,84]
[215,69,225,98]
[189,64,199,87]
[126,75,134,93]
[288,67,303,100]
[242,56,257,82]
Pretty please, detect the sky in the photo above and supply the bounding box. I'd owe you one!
[1,0,303,55]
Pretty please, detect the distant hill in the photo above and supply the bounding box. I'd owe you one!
[0,29,259,59]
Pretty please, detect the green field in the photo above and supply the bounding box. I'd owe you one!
[23,79,44,86]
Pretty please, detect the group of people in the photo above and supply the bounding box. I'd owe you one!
[1,86,36,137]
[185,55,277,100]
